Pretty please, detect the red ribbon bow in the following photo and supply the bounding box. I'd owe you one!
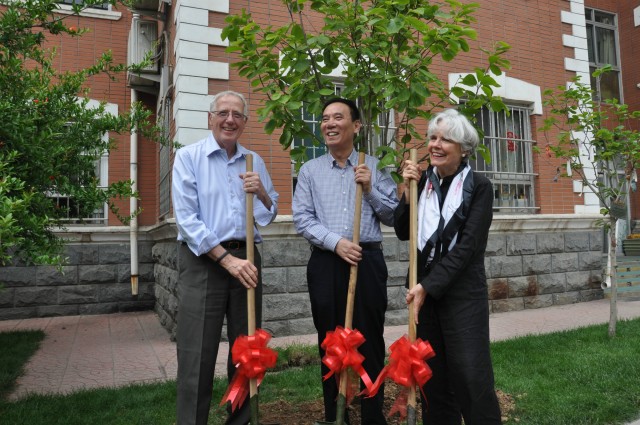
[220,328,278,411]
[321,327,375,396]
[368,335,435,419]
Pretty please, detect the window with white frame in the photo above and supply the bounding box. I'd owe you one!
[585,8,621,101]
[47,137,109,225]
[469,105,537,213]
[58,0,109,10]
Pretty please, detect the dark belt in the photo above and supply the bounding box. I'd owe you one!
[360,242,382,251]
[311,242,382,251]
[220,240,246,250]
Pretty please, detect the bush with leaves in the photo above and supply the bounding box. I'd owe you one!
[0,0,157,267]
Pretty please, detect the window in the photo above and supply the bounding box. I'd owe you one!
[58,0,109,10]
[585,8,621,101]
[469,105,537,213]
[48,142,109,225]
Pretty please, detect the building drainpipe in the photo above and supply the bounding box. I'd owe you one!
[130,88,139,296]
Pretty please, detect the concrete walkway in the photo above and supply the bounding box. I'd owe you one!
[1,298,640,422]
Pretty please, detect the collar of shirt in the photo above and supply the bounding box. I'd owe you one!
[328,149,357,169]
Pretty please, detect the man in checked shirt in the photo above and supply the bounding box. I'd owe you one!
[293,98,398,424]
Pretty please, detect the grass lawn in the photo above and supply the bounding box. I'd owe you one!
[1,319,639,424]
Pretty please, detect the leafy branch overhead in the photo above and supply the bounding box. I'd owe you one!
[0,0,161,266]
[222,0,510,175]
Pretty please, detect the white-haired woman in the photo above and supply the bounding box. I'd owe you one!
[394,108,502,424]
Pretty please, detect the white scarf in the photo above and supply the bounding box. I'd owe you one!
[417,164,471,256]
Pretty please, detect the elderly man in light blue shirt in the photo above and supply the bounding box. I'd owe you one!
[172,90,278,425]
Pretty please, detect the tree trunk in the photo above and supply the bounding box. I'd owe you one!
[608,217,619,338]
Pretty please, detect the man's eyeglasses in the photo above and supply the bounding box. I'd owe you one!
[212,110,247,120]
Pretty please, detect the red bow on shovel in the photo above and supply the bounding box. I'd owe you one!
[367,335,435,419]
[219,154,278,425]
[321,326,375,404]
[220,329,278,412]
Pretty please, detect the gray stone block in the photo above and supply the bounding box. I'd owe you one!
[262,239,310,267]
[59,285,99,304]
[508,275,538,297]
[36,266,78,286]
[0,287,15,308]
[0,307,38,320]
[491,298,524,313]
[397,240,409,261]
[262,267,286,294]
[589,231,603,251]
[80,303,120,315]
[15,287,57,307]
[385,309,409,327]
[263,293,311,321]
[382,238,400,262]
[99,284,140,302]
[579,289,603,302]
[138,242,155,263]
[286,266,308,293]
[78,265,117,284]
[507,234,536,256]
[564,232,590,252]
[536,233,564,254]
[387,262,408,282]
[578,251,602,271]
[566,271,592,291]
[488,256,523,278]
[152,242,179,269]
[154,264,178,294]
[99,244,130,264]
[0,267,37,287]
[538,273,566,294]
[589,270,604,288]
[523,254,552,275]
[387,285,407,310]
[486,234,506,256]
[64,244,99,265]
[524,294,553,309]
[553,291,580,305]
[488,278,508,300]
[551,253,579,273]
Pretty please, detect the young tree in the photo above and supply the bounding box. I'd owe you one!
[0,0,155,267]
[540,67,640,338]
[222,0,510,176]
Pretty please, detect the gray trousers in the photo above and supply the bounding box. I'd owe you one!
[176,243,262,425]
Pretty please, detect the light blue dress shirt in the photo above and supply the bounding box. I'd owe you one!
[172,133,279,256]
[293,149,398,252]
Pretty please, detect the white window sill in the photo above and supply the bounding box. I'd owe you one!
[55,4,122,21]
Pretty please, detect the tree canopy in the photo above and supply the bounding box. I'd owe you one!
[222,0,510,176]
[0,0,155,266]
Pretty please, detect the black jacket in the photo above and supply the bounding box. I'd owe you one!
[394,168,493,300]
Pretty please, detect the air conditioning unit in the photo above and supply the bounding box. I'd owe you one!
[127,18,159,87]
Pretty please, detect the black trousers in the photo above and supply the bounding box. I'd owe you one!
[418,296,501,425]
[307,247,388,424]
[176,243,262,425]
